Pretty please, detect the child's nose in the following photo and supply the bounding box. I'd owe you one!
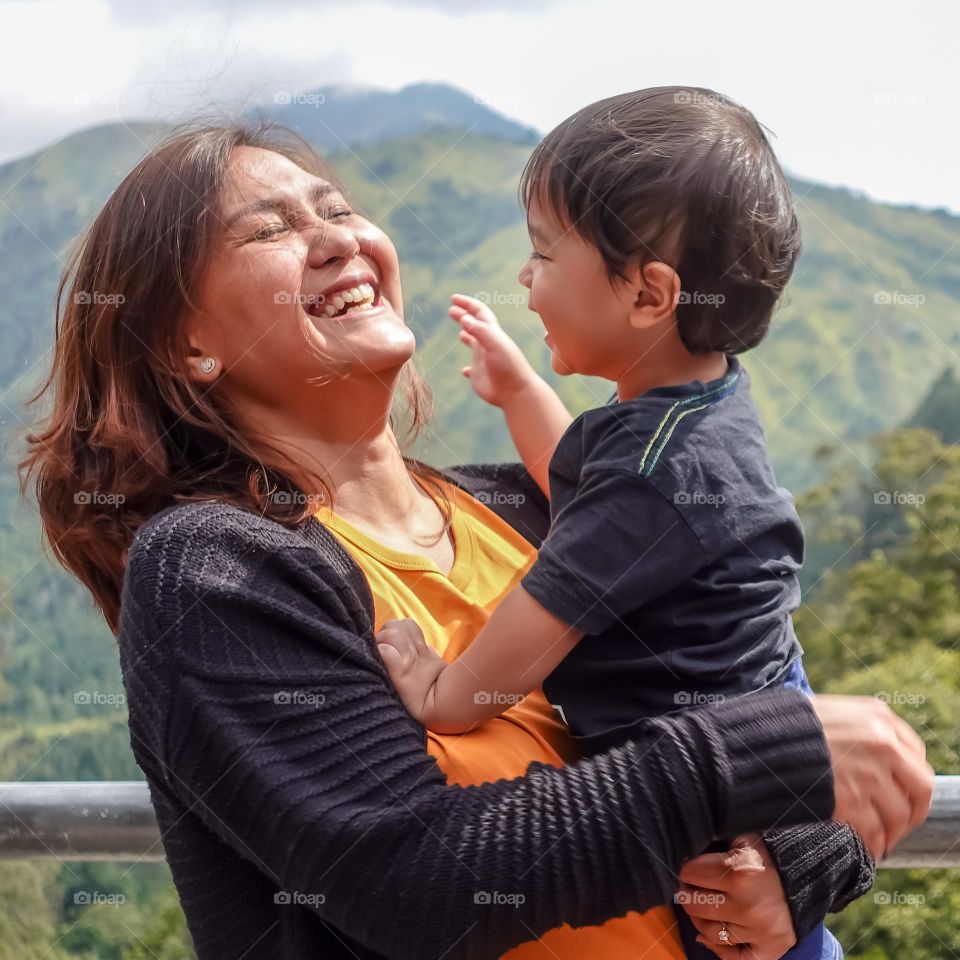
[517,262,532,288]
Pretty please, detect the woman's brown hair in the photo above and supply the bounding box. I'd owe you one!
[17,120,448,636]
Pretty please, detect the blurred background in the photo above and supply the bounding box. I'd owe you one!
[0,0,958,956]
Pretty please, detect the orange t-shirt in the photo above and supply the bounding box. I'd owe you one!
[316,478,684,960]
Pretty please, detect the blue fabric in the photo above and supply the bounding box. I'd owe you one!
[674,660,844,960]
[775,659,844,960]
[672,888,842,959]
[781,656,814,694]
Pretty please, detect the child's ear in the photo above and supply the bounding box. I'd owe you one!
[626,261,681,331]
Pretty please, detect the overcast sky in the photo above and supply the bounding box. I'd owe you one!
[1,0,957,212]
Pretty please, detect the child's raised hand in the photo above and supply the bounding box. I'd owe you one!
[449,294,538,408]
[376,618,447,723]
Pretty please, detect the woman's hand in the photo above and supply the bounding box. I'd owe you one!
[812,694,934,860]
[678,835,795,958]
[376,618,447,723]
[449,293,539,407]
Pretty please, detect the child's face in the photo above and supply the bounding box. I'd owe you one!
[518,192,638,379]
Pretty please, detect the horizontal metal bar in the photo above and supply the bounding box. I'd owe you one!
[0,781,163,861]
[882,774,960,868]
[0,778,958,866]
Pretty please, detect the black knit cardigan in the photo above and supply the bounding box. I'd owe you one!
[116,462,872,960]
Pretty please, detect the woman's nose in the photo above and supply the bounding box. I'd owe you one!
[306,220,361,265]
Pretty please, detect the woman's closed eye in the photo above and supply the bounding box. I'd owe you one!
[251,223,287,241]
[249,207,354,242]
[295,205,355,226]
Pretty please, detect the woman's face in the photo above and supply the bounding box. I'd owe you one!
[188,146,414,409]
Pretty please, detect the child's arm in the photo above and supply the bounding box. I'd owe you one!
[376,585,583,733]
[450,293,573,499]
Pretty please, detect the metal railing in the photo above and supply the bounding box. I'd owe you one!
[0,778,958,867]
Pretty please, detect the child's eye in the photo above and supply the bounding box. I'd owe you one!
[529,250,547,261]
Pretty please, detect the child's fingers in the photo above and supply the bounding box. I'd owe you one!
[450,293,498,324]
[453,324,482,380]
[409,622,430,651]
[377,621,418,659]
[458,314,500,347]
[450,293,486,311]
[450,306,481,334]
[451,304,501,351]
[377,642,405,675]
[449,304,487,327]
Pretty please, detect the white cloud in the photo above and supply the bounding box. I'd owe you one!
[1,0,957,212]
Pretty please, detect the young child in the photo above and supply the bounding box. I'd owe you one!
[376,87,853,959]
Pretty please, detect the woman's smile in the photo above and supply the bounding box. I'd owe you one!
[302,270,383,321]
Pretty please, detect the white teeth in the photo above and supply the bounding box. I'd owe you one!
[308,283,377,320]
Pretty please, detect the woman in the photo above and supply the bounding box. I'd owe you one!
[19,122,932,960]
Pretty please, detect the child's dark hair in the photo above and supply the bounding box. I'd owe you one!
[520,86,801,354]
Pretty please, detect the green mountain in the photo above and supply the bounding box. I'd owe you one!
[0,83,958,960]
[336,136,960,491]
[248,81,540,149]
[907,365,960,443]
[1,99,958,761]
[0,121,166,393]
[1,96,958,747]
[2,110,958,491]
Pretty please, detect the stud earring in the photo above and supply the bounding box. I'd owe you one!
[199,357,217,374]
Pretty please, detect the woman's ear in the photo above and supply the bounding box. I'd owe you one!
[627,261,681,331]
[184,329,222,384]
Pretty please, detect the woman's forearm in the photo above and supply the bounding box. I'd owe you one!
[168,671,834,960]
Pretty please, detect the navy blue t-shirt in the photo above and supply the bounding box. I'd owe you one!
[521,355,805,752]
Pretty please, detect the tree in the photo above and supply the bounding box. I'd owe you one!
[795,428,960,958]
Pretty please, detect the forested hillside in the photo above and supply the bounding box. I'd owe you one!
[0,84,957,958]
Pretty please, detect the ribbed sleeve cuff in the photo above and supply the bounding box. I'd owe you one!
[697,689,835,838]
[763,821,876,940]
